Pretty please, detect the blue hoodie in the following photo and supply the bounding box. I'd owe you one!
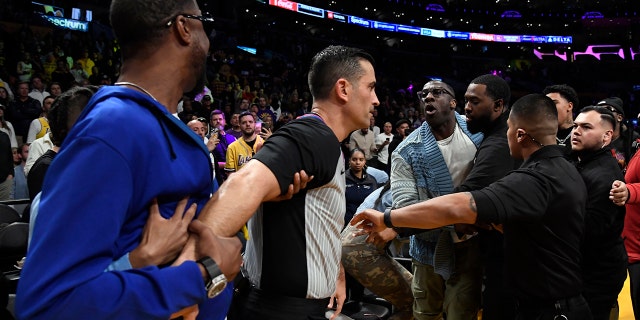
[17,86,231,319]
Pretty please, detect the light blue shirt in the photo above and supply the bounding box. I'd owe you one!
[366,166,388,184]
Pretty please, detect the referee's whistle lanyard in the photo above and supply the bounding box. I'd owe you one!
[554,301,568,320]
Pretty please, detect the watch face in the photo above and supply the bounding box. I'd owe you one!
[207,275,228,299]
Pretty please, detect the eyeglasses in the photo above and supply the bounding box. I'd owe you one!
[166,13,215,36]
[417,88,454,101]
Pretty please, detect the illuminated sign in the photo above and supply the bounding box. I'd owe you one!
[521,35,572,44]
[327,11,347,23]
[533,49,568,61]
[237,46,257,55]
[425,4,445,12]
[546,36,572,44]
[32,1,64,17]
[297,3,324,18]
[582,11,604,19]
[262,0,572,44]
[470,33,495,42]
[373,21,396,32]
[500,10,522,18]
[421,28,445,38]
[534,45,640,61]
[494,35,521,42]
[396,25,421,35]
[42,14,88,32]
[446,31,470,40]
[349,16,371,28]
[573,45,625,60]
[270,0,297,11]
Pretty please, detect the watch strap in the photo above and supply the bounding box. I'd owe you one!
[197,256,222,282]
[383,208,394,228]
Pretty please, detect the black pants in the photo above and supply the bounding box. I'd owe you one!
[231,286,330,320]
[515,294,593,320]
[480,231,517,320]
[583,257,627,320]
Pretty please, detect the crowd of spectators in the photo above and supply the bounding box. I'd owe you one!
[0,2,639,200]
[2,10,640,143]
[2,2,640,319]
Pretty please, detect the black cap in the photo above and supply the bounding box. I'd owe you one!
[597,97,624,116]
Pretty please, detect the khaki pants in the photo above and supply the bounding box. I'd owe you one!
[411,237,482,320]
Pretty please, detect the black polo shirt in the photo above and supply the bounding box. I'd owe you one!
[470,145,587,301]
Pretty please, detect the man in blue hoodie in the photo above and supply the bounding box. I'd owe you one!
[16,0,243,319]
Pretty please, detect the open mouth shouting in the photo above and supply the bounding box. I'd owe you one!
[425,104,437,116]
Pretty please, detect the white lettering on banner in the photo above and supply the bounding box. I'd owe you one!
[43,15,88,32]
[470,33,495,41]
[272,0,296,11]
[350,16,370,27]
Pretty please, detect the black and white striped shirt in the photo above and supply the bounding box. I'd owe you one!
[245,116,345,299]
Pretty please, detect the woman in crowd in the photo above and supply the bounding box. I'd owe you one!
[345,148,378,227]
[0,105,18,149]
[0,87,11,106]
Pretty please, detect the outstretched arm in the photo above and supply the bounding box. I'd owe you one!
[351,192,478,233]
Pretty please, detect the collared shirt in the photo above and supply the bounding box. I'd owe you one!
[28,89,50,105]
[471,145,586,301]
[246,116,344,299]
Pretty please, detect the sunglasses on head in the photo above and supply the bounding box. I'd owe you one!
[166,13,215,37]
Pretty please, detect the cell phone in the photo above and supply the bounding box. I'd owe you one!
[386,137,390,142]
[255,122,262,132]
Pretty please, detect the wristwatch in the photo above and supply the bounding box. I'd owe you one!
[197,256,228,299]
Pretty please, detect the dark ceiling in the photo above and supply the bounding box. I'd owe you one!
[19,0,640,43]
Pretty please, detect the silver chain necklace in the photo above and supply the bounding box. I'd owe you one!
[114,81,158,102]
[556,132,571,146]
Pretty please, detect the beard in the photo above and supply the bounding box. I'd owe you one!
[466,116,491,134]
[242,128,255,137]
[184,42,208,99]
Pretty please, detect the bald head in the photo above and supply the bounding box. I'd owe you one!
[187,119,206,139]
